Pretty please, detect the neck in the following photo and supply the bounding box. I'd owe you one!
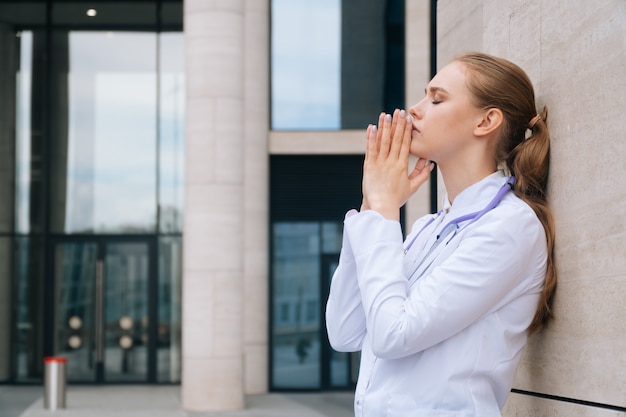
[438,160,497,203]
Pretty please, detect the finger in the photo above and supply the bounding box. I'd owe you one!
[375,112,385,153]
[408,160,435,193]
[365,124,378,162]
[408,158,428,179]
[399,114,413,160]
[378,112,392,158]
[390,109,407,159]
[389,108,400,140]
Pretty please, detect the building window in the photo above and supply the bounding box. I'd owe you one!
[0,0,183,384]
[270,155,364,390]
[271,0,405,131]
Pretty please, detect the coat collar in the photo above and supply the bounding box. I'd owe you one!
[441,170,510,218]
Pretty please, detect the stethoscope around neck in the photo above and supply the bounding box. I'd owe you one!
[404,176,515,279]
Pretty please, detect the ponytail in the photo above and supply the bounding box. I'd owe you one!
[508,106,557,334]
[455,52,557,335]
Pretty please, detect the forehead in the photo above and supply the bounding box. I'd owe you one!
[427,61,468,93]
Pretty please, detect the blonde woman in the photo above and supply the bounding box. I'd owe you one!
[326,52,556,417]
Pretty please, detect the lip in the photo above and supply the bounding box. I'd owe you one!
[412,124,420,134]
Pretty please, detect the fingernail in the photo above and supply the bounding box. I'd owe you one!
[399,109,406,118]
[406,115,412,123]
[372,125,377,132]
[385,114,391,122]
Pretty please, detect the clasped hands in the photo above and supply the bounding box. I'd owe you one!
[361,109,434,220]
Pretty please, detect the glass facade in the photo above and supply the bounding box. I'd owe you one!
[269,0,405,390]
[271,0,405,130]
[0,0,183,383]
[270,155,366,390]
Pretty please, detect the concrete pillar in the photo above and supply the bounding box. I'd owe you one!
[404,0,432,226]
[182,0,245,411]
[242,0,269,395]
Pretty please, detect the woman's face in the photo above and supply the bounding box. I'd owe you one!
[407,61,484,162]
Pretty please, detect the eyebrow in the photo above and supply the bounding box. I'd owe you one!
[424,86,449,95]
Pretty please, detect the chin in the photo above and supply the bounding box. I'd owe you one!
[409,146,429,160]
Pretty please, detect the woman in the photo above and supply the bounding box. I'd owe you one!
[325,52,556,417]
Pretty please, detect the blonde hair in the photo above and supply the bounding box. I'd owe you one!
[455,52,556,335]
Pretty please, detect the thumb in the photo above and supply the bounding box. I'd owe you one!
[408,159,435,193]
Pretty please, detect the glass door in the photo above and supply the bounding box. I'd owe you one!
[53,239,153,382]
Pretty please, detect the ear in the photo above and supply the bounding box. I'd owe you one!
[474,108,503,138]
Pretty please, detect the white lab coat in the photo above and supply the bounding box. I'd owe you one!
[326,171,547,417]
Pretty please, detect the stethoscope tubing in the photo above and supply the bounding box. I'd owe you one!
[404,176,515,281]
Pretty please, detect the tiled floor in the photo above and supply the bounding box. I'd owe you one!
[0,385,354,417]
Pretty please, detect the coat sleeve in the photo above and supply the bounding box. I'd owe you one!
[345,207,546,360]
[325,210,367,352]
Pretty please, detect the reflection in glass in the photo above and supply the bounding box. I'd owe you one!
[14,31,33,234]
[104,243,149,381]
[52,31,157,234]
[4,1,185,384]
[157,237,182,382]
[13,237,45,381]
[271,0,405,130]
[54,242,98,382]
[0,238,12,380]
[271,0,340,130]
[321,222,342,253]
[271,220,356,389]
[272,222,321,388]
[14,29,49,234]
[0,25,18,234]
[159,33,185,233]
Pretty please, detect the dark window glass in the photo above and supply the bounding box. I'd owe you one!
[157,236,182,382]
[0,26,18,233]
[161,1,183,28]
[52,2,157,27]
[270,155,365,389]
[0,237,12,381]
[0,2,46,26]
[12,237,46,382]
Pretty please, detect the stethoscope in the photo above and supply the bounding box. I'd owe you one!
[404,176,515,281]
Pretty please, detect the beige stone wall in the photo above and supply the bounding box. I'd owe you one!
[438,0,626,415]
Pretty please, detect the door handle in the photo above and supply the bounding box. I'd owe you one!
[95,260,104,363]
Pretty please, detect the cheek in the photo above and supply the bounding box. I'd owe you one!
[409,135,429,158]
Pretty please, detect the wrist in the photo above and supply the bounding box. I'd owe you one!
[368,202,400,221]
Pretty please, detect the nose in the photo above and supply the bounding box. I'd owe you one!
[408,98,424,120]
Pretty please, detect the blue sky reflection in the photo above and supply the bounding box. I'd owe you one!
[271,0,341,130]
